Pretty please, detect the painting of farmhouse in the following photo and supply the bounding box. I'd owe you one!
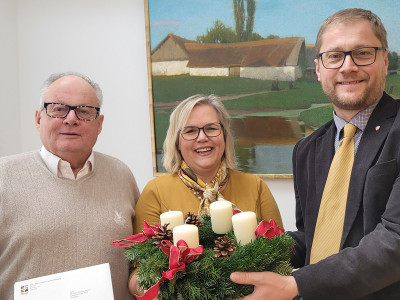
[145,0,400,177]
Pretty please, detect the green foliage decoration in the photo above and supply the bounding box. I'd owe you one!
[125,215,294,299]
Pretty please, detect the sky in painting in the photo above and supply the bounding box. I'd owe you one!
[147,0,400,53]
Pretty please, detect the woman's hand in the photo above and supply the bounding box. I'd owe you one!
[128,272,146,297]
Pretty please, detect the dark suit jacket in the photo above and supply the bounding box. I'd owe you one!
[290,92,400,300]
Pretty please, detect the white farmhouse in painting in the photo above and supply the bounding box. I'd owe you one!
[150,34,306,81]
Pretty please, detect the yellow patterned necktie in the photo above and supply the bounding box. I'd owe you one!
[310,123,357,264]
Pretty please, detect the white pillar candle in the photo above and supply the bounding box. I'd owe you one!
[210,200,233,234]
[173,224,199,248]
[160,211,184,229]
[232,211,258,245]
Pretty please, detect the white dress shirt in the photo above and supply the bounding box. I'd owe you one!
[40,146,94,180]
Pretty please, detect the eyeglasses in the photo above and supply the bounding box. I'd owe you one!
[180,122,223,141]
[43,102,100,121]
[318,47,386,69]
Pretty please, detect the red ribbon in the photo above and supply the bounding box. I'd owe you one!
[111,221,161,247]
[233,209,241,215]
[136,240,204,300]
[255,219,284,239]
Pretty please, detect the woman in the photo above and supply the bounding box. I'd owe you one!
[129,94,283,296]
[133,94,283,233]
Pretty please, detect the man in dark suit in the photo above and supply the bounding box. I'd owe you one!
[231,8,400,299]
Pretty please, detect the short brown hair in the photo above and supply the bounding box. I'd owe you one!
[315,8,388,57]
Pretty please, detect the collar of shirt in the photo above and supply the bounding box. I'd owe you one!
[40,146,94,180]
[332,96,381,153]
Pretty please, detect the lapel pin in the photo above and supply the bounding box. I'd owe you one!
[375,126,381,131]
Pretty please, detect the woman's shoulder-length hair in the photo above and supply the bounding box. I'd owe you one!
[162,94,237,174]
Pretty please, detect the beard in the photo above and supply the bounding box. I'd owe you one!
[322,71,386,111]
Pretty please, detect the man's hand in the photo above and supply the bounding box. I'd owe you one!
[230,271,298,300]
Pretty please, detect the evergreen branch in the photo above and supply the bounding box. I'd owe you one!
[125,215,294,299]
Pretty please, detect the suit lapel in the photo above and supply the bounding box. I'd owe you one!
[341,94,397,246]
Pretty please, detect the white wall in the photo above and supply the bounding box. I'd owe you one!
[189,67,230,77]
[241,65,303,81]
[0,0,20,156]
[152,60,189,75]
[1,0,296,230]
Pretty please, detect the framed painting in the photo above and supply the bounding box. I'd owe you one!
[144,0,400,178]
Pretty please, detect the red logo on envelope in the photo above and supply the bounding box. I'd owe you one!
[20,285,28,295]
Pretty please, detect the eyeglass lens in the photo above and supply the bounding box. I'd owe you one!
[181,123,222,140]
[321,47,380,69]
[45,103,99,121]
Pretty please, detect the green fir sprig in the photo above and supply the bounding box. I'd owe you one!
[125,214,294,299]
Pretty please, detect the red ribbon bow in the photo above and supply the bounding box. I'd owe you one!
[255,219,284,239]
[111,221,161,247]
[137,240,204,300]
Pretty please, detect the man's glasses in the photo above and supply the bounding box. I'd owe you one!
[318,46,386,69]
[43,103,100,121]
[180,122,223,141]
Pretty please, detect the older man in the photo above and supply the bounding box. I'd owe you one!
[231,8,400,300]
[0,72,139,300]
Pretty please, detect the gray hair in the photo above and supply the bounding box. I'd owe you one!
[315,8,388,57]
[39,72,103,108]
[162,94,237,174]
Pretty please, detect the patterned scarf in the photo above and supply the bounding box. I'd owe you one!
[178,160,230,215]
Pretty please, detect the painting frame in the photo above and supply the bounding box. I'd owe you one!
[143,0,311,179]
[143,1,400,179]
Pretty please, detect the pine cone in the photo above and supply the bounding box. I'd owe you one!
[184,211,203,227]
[152,223,173,248]
[213,234,236,260]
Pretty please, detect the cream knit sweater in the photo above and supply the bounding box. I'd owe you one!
[0,151,139,300]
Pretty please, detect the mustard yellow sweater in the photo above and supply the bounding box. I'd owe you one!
[133,169,283,233]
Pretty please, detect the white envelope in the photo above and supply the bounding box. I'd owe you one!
[14,263,114,300]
